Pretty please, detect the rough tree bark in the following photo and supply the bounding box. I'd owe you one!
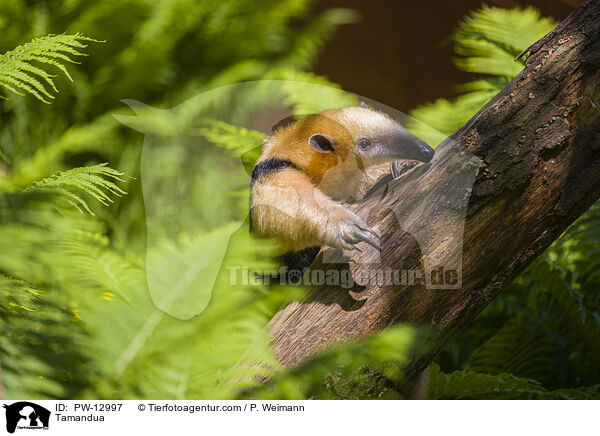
[267,0,600,390]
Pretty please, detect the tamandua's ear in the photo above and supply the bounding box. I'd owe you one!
[308,134,335,153]
[359,101,368,109]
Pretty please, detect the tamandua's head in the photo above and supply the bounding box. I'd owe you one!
[263,105,433,200]
[315,105,434,167]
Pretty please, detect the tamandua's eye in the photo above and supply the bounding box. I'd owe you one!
[358,138,371,150]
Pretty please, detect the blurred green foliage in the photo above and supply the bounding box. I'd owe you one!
[0,0,597,400]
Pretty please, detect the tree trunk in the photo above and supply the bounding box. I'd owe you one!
[267,0,600,388]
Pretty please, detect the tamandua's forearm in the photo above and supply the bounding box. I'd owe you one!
[250,168,380,252]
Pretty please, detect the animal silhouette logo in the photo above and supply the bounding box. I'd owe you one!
[115,80,481,319]
[3,402,50,433]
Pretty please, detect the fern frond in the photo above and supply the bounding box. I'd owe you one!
[265,69,358,115]
[407,6,557,146]
[26,164,126,214]
[0,33,100,103]
[428,364,600,399]
[464,317,560,384]
[194,119,265,154]
[428,364,545,399]
[454,6,558,71]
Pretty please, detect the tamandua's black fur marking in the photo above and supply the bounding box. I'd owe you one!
[250,158,300,185]
[251,158,322,273]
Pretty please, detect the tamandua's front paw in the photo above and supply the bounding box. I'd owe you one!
[321,207,381,251]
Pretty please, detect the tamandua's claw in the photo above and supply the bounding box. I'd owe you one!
[326,208,382,252]
[354,230,382,251]
[359,225,380,240]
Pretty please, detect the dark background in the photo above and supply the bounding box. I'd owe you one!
[314,0,582,112]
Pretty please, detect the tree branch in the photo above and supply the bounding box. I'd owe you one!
[267,0,600,388]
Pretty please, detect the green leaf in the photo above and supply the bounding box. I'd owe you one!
[407,6,557,146]
[0,34,101,103]
[26,163,126,214]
